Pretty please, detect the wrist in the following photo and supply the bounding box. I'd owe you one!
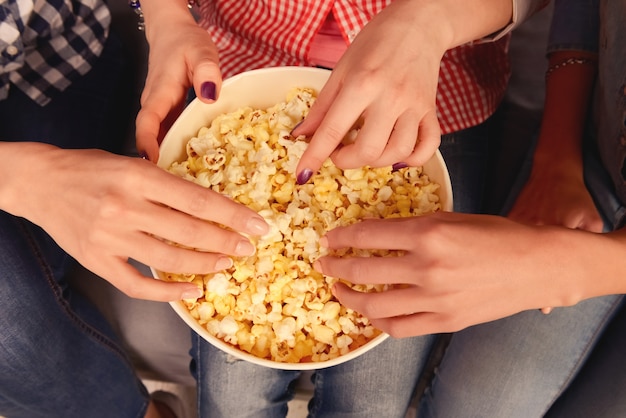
[0,142,58,217]
[413,0,513,48]
[575,229,626,300]
[532,144,583,180]
[134,0,198,37]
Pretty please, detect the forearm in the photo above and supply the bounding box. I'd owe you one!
[378,0,513,55]
[534,50,597,170]
[574,227,626,301]
[140,0,198,43]
[406,0,552,49]
[0,142,58,220]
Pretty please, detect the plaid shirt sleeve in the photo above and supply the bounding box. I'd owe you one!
[0,0,110,106]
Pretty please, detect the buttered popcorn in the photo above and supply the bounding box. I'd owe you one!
[163,87,442,363]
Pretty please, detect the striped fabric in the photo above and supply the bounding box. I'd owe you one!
[197,0,512,134]
[0,0,110,106]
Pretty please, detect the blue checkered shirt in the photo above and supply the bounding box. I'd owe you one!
[0,0,110,106]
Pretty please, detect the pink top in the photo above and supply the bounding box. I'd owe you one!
[308,12,347,69]
[197,0,544,134]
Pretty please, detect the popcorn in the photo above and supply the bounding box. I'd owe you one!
[163,87,442,363]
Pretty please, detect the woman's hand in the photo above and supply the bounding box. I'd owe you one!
[293,0,514,182]
[1,143,269,301]
[293,0,444,181]
[136,2,222,162]
[314,211,615,337]
[508,147,603,233]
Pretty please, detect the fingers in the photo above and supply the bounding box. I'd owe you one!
[407,109,441,166]
[331,283,465,338]
[94,258,204,302]
[190,50,222,103]
[136,29,221,161]
[135,86,186,162]
[330,104,404,169]
[580,217,604,233]
[374,111,421,168]
[127,233,237,274]
[291,71,342,138]
[133,203,259,257]
[368,312,457,338]
[566,211,604,233]
[322,217,419,252]
[315,253,417,286]
[332,282,424,317]
[295,87,365,181]
[141,166,269,237]
[294,94,441,180]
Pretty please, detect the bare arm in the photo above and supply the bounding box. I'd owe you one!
[135,0,222,161]
[293,0,517,180]
[0,142,268,301]
[509,50,602,231]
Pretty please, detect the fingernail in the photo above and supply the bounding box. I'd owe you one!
[392,162,408,172]
[215,256,233,270]
[290,121,303,136]
[297,168,313,185]
[235,239,256,256]
[139,151,148,160]
[181,286,203,300]
[246,216,269,235]
[319,236,328,248]
[201,81,216,100]
[313,260,322,272]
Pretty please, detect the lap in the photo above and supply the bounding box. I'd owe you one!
[418,295,624,418]
[0,212,147,417]
[193,332,438,418]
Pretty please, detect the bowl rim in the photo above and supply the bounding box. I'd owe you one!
[154,66,452,369]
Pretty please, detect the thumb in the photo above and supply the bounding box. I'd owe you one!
[191,58,223,103]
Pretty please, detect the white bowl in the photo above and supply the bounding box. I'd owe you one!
[152,66,453,370]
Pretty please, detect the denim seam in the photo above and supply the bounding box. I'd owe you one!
[193,334,202,415]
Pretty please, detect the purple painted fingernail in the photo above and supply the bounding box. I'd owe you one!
[290,121,303,137]
[392,162,408,172]
[201,81,216,100]
[297,169,313,185]
[139,151,148,160]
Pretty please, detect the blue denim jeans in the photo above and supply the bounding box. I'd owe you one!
[190,122,491,418]
[0,34,150,417]
[534,1,626,415]
[417,140,624,415]
[0,214,149,418]
[417,295,622,417]
[418,134,623,416]
[193,335,438,418]
[415,5,626,410]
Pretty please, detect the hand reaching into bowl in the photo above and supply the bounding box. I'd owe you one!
[293,0,443,182]
[135,0,222,163]
[0,142,268,302]
[316,211,624,337]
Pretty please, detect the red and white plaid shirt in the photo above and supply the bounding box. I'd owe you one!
[197,0,539,134]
